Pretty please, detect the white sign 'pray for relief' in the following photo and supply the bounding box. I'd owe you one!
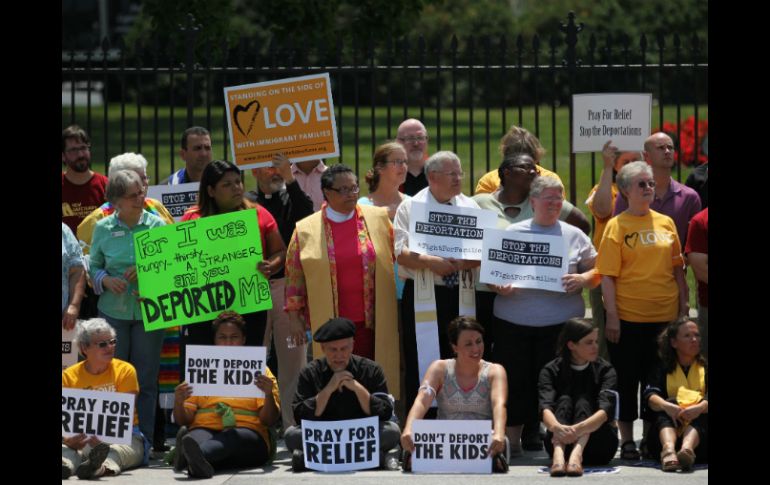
[409,202,498,261]
[479,228,568,292]
[185,345,267,398]
[572,93,652,152]
[412,419,492,474]
[301,416,380,472]
[61,388,135,445]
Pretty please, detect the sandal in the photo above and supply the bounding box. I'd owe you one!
[550,462,567,477]
[660,448,680,472]
[401,450,412,472]
[620,440,640,460]
[492,453,509,473]
[677,448,696,471]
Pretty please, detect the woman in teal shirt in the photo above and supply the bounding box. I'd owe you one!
[89,169,167,446]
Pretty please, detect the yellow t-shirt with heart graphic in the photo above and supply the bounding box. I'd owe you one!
[595,210,684,322]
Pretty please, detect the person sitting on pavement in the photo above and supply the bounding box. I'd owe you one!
[285,317,401,471]
[643,317,708,472]
[172,311,280,478]
[538,318,619,477]
[400,316,509,472]
[62,318,147,480]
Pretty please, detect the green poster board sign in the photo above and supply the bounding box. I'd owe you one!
[134,209,272,331]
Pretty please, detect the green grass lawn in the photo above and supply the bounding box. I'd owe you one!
[63,103,705,309]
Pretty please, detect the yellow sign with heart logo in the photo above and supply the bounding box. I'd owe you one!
[224,73,339,168]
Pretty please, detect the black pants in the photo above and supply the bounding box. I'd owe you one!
[284,421,401,455]
[474,290,496,361]
[401,279,463,412]
[607,321,667,422]
[492,317,563,426]
[179,311,267,373]
[187,427,270,469]
[646,398,709,463]
[543,395,619,466]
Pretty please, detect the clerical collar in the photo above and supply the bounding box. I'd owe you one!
[325,206,355,222]
[570,362,590,371]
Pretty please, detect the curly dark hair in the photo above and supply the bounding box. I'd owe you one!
[657,316,707,374]
[211,310,247,335]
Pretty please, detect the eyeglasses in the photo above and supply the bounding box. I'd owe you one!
[327,185,360,196]
[386,158,408,166]
[94,338,118,348]
[437,171,464,179]
[122,190,146,200]
[65,145,91,154]
[535,195,563,202]
[510,164,536,172]
[398,135,428,143]
[637,180,656,189]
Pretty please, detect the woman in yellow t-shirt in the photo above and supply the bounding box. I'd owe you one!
[172,311,280,478]
[595,161,688,461]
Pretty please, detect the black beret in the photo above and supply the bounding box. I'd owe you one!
[313,317,356,343]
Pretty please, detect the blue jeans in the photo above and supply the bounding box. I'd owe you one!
[99,312,165,444]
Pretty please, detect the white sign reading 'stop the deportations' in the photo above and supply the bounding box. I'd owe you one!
[146,182,199,221]
[409,202,498,260]
[185,345,267,398]
[412,419,492,474]
[479,228,568,292]
[62,388,135,445]
[301,416,380,472]
[572,93,652,152]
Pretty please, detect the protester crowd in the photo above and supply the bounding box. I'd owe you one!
[62,120,707,479]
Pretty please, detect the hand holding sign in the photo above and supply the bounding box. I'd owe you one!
[63,433,90,451]
[602,140,619,169]
[123,266,138,283]
[254,372,275,395]
[490,283,517,296]
[175,381,193,402]
[272,153,295,183]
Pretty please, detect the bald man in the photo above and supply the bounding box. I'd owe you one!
[396,119,430,196]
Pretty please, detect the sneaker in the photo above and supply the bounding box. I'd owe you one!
[292,449,307,472]
[181,435,214,478]
[76,442,110,479]
[62,462,72,479]
[172,426,189,472]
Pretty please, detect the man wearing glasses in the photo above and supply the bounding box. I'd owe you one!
[396,119,430,196]
[62,125,108,234]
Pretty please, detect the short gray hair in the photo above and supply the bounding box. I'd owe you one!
[529,175,564,198]
[616,161,653,196]
[424,150,461,175]
[106,169,143,205]
[108,152,148,177]
[75,318,116,351]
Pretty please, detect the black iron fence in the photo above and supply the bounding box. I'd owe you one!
[61,12,708,204]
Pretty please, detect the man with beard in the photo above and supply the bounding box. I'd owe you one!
[396,119,430,196]
[167,126,213,184]
[246,153,314,431]
[62,125,108,234]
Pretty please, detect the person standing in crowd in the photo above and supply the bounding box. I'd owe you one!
[291,159,328,211]
[538,318,618,477]
[595,161,689,461]
[62,125,109,235]
[284,318,401,471]
[489,176,599,457]
[246,153,314,430]
[62,223,85,332]
[400,317,509,473]
[88,169,167,446]
[473,124,562,195]
[62,320,147,480]
[167,126,213,184]
[643,318,708,471]
[396,119,430,196]
[394,151,481,412]
[172,311,280,478]
[285,164,400,400]
[585,141,642,358]
[181,160,286,347]
[685,208,708,358]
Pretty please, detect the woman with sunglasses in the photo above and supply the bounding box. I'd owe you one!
[62,319,147,479]
[595,161,689,461]
[88,169,167,448]
[180,160,286,348]
[285,163,400,403]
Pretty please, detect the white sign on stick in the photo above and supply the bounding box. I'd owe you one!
[409,202,497,260]
[301,417,380,472]
[61,388,135,445]
[412,419,492,474]
[479,228,568,292]
[147,182,199,221]
[572,93,652,152]
[185,345,267,398]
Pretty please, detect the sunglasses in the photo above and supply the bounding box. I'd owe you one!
[637,180,656,189]
[94,338,118,348]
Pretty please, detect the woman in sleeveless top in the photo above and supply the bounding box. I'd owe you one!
[400,316,508,472]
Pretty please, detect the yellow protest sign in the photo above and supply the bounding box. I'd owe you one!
[224,73,339,168]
